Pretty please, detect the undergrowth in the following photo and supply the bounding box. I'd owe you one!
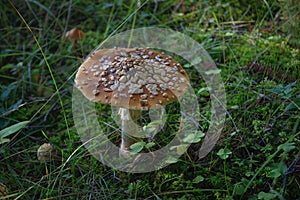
[0,0,299,199]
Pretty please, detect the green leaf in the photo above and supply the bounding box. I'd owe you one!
[145,142,155,149]
[0,63,14,73]
[204,69,221,75]
[267,162,286,178]
[191,57,202,65]
[0,138,10,145]
[183,63,193,68]
[197,87,211,96]
[233,182,245,196]
[143,120,163,135]
[183,131,205,143]
[277,142,295,152]
[165,156,178,164]
[211,45,227,51]
[183,134,195,143]
[284,98,300,111]
[267,168,281,178]
[230,131,237,136]
[193,131,205,143]
[230,105,239,109]
[1,82,17,101]
[245,171,254,177]
[0,121,30,139]
[257,192,277,200]
[217,148,232,159]
[143,126,157,135]
[176,144,189,155]
[147,120,163,127]
[193,175,204,183]
[130,142,146,154]
[225,32,236,37]
[9,99,23,110]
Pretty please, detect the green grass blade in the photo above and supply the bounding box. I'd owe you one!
[9,0,71,138]
[0,121,29,138]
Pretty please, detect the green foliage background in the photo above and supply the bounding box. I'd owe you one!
[0,0,299,199]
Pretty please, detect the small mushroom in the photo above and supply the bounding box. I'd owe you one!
[65,27,85,41]
[0,183,8,199]
[37,143,56,162]
[75,47,190,157]
[65,28,85,57]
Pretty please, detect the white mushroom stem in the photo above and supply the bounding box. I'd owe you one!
[118,108,141,156]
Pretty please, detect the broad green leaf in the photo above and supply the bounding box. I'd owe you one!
[130,142,146,154]
[145,142,155,149]
[267,162,286,178]
[143,126,157,135]
[233,182,245,196]
[0,121,30,138]
[277,142,295,152]
[183,134,195,143]
[0,138,10,145]
[143,120,163,135]
[267,169,281,178]
[258,192,277,200]
[193,131,205,143]
[165,156,178,164]
[217,148,232,159]
[193,175,204,183]
[183,131,205,143]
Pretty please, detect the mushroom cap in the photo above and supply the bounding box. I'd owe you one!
[75,47,189,110]
[0,183,8,196]
[65,28,85,40]
[37,143,56,161]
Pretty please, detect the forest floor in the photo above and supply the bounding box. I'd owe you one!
[0,1,299,199]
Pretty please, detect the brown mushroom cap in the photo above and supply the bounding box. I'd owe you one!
[65,28,85,41]
[75,47,189,110]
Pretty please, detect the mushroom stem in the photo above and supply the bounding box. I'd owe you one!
[119,108,142,156]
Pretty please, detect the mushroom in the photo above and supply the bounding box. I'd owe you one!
[37,143,56,162]
[65,27,85,42]
[0,183,8,199]
[65,28,85,57]
[75,47,189,157]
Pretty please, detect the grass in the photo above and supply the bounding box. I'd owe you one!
[1,0,300,199]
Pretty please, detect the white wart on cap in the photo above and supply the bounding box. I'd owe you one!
[75,47,189,110]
